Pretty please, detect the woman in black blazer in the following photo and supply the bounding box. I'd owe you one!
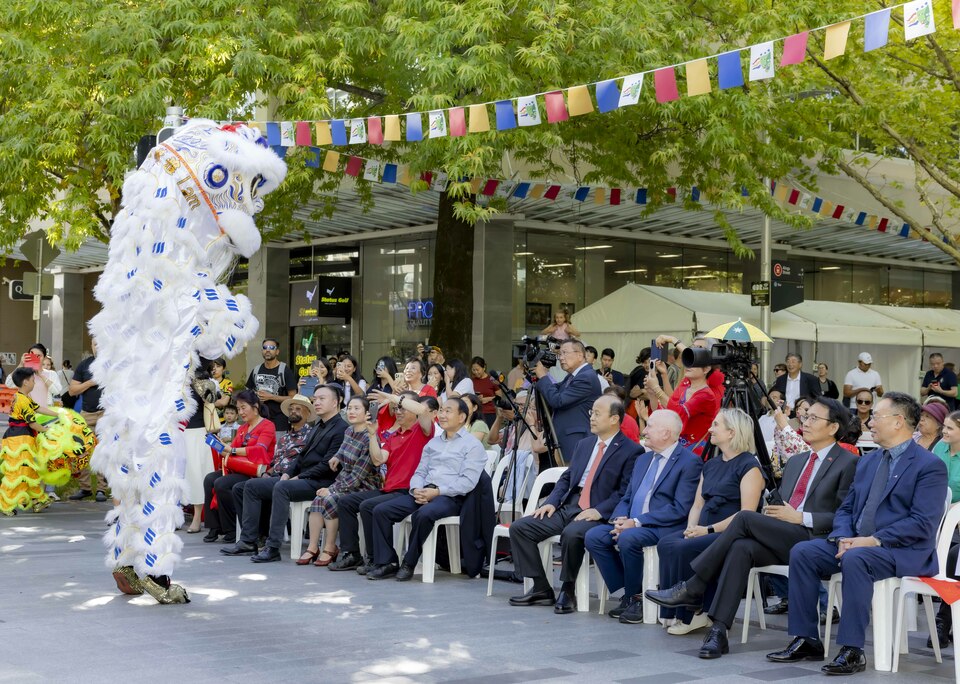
[816,362,840,399]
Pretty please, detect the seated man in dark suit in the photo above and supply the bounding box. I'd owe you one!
[648,397,858,658]
[533,338,602,464]
[509,394,641,614]
[766,392,948,674]
[772,353,821,413]
[585,408,701,623]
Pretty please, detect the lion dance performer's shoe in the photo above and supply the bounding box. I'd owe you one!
[112,565,144,595]
[142,575,190,605]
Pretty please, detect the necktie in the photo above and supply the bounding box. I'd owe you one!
[857,450,891,537]
[788,452,818,510]
[630,453,662,519]
[578,441,606,510]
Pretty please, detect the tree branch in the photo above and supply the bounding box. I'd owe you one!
[327,81,386,105]
[922,34,960,96]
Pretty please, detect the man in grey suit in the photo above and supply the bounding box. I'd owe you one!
[646,397,857,659]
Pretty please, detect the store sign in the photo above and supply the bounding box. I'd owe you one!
[317,276,352,318]
[7,279,51,302]
[750,281,770,307]
[406,298,433,329]
[290,281,321,325]
[290,277,352,325]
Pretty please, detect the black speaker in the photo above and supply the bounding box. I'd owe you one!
[136,135,157,169]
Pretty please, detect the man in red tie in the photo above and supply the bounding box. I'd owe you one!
[646,397,857,658]
[508,395,642,614]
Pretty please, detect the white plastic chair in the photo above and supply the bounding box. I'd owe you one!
[494,451,535,525]
[486,467,566,597]
[892,499,960,675]
[742,564,790,643]
[484,449,500,476]
[596,545,661,624]
[288,499,312,560]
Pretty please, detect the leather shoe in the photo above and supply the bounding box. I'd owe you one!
[202,529,220,543]
[367,562,399,580]
[356,558,375,576]
[645,581,703,609]
[764,598,789,615]
[608,594,634,619]
[220,541,258,556]
[509,587,556,607]
[328,551,363,572]
[766,636,826,663]
[618,595,644,624]
[699,623,730,659]
[554,590,576,614]
[928,617,952,648]
[68,489,92,501]
[95,490,108,503]
[395,563,415,581]
[821,646,866,675]
[820,607,840,626]
[250,546,281,563]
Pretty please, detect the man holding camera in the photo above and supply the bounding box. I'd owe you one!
[533,339,602,465]
[599,348,626,389]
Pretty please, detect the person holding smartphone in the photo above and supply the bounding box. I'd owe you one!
[921,352,958,410]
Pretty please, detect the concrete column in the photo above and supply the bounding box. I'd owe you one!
[472,217,515,372]
[245,247,290,370]
[952,271,960,310]
[48,273,86,368]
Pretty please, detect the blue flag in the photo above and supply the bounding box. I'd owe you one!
[305,147,320,168]
[330,120,348,146]
[864,9,891,52]
[266,122,281,146]
[574,187,590,202]
[382,164,398,184]
[811,197,823,213]
[406,113,423,142]
[513,182,530,198]
[595,80,621,113]
[717,51,744,90]
[636,188,647,204]
[495,101,517,130]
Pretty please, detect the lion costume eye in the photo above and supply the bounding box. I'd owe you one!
[205,164,229,189]
[250,174,266,199]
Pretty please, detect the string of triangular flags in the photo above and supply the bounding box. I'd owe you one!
[274,142,928,242]
[249,0,947,148]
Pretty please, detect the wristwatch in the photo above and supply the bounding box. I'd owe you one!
[707,526,715,534]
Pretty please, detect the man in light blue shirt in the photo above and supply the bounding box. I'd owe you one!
[368,397,487,581]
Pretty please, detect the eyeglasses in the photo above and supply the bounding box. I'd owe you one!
[856,399,873,405]
[262,345,278,350]
[587,410,609,417]
[800,414,833,424]
[870,413,902,422]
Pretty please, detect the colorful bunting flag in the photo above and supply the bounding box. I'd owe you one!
[363,160,381,181]
[618,74,644,106]
[686,60,711,97]
[315,121,333,146]
[517,96,541,126]
[495,100,517,130]
[428,110,447,138]
[322,150,340,173]
[279,121,295,146]
[954,0,960,29]
[528,184,545,199]
[265,122,281,146]
[449,107,467,136]
[824,22,851,60]
[482,179,500,196]
[513,182,531,199]
[781,32,809,66]
[384,115,401,141]
[864,9,891,52]
[595,80,621,113]
[468,104,491,132]
[331,120,348,146]
[406,113,423,142]
[398,165,411,186]
[904,0,935,40]
[345,156,363,177]
[653,68,679,103]
[636,188,647,204]
[543,184,562,200]
[368,117,384,145]
[431,171,448,192]
[567,85,594,116]
[610,188,621,205]
[574,187,590,202]
[811,197,823,213]
[717,51,745,89]
[304,147,320,168]
[382,163,398,184]
[349,119,367,145]
[749,42,775,81]
[469,177,483,194]
[295,121,312,146]
[544,91,569,123]
[593,188,605,204]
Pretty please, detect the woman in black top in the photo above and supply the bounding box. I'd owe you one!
[816,362,840,400]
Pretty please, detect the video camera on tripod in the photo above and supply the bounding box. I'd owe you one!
[682,339,757,383]
[517,335,561,371]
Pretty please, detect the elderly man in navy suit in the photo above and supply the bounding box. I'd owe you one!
[509,394,641,614]
[767,392,948,675]
[585,409,702,624]
[533,338,602,464]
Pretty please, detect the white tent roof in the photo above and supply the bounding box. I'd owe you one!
[864,304,960,348]
[786,301,922,346]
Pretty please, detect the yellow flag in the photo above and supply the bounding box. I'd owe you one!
[469,177,483,194]
[819,200,834,217]
[567,86,594,116]
[322,151,340,173]
[868,215,878,229]
[824,22,851,60]
[384,115,401,141]
[686,60,712,96]
[468,104,490,133]
[528,184,545,199]
[593,188,605,204]
[398,165,411,186]
[250,121,266,136]
[315,122,333,146]
[774,183,790,203]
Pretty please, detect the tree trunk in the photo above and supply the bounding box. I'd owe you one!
[431,191,474,360]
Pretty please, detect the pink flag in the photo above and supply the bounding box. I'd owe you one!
[954,0,960,28]
[295,121,312,146]
[781,31,809,66]
[449,108,466,137]
[544,91,569,123]
[345,156,363,177]
[368,117,384,145]
[482,179,500,196]
[653,68,679,103]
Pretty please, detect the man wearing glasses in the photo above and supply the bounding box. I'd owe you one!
[246,337,298,434]
[533,339,602,464]
[766,392,947,675]
[647,398,857,659]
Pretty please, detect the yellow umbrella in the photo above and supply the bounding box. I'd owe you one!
[704,318,773,343]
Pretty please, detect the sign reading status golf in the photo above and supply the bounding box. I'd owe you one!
[289,277,352,325]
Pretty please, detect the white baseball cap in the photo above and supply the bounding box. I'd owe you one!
[857,352,873,364]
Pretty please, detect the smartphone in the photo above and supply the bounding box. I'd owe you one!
[368,399,379,423]
[649,339,662,363]
[765,488,785,506]
[24,352,41,370]
[394,372,404,383]
[205,433,226,453]
[300,375,319,397]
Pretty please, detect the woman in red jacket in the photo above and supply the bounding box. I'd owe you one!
[202,389,276,544]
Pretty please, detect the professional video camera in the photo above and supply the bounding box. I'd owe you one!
[493,388,516,411]
[681,340,757,382]
[517,335,560,370]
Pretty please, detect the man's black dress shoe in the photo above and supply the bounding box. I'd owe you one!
[220,541,257,556]
[645,581,703,609]
[619,595,644,624]
[95,490,108,503]
[821,607,840,625]
[928,617,952,648]
[765,598,789,615]
[356,559,375,575]
[68,489,93,501]
[395,563,415,581]
[328,551,363,572]
[250,546,281,563]
[766,636,826,662]
[202,529,220,543]
[699,623,730,659]
[608,594,634,619]
[554,590,576,614]
[509,587,556,607]
[367,562,399,580]
[821,646,866,675]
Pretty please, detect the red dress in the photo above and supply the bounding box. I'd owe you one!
[667,379,721,457]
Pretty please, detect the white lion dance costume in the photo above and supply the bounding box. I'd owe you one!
[88,121,286,603]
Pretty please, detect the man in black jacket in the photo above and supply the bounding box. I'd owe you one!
[772,353,821,411]
[222,385,347,562]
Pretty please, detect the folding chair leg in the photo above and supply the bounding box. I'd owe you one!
[575,554,590,612]
[871,583,895,672]
[486,535,500,597]
[446,525,461,575]
[824,580,839,650]
[892,590,908,672]
[924,595,942,664]
[741,569,758,644]
[421,529,437,584]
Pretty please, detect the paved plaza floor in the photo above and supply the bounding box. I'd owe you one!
[0,503,954,683]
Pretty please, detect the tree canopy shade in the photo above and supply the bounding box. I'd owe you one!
[3,2,960,348]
